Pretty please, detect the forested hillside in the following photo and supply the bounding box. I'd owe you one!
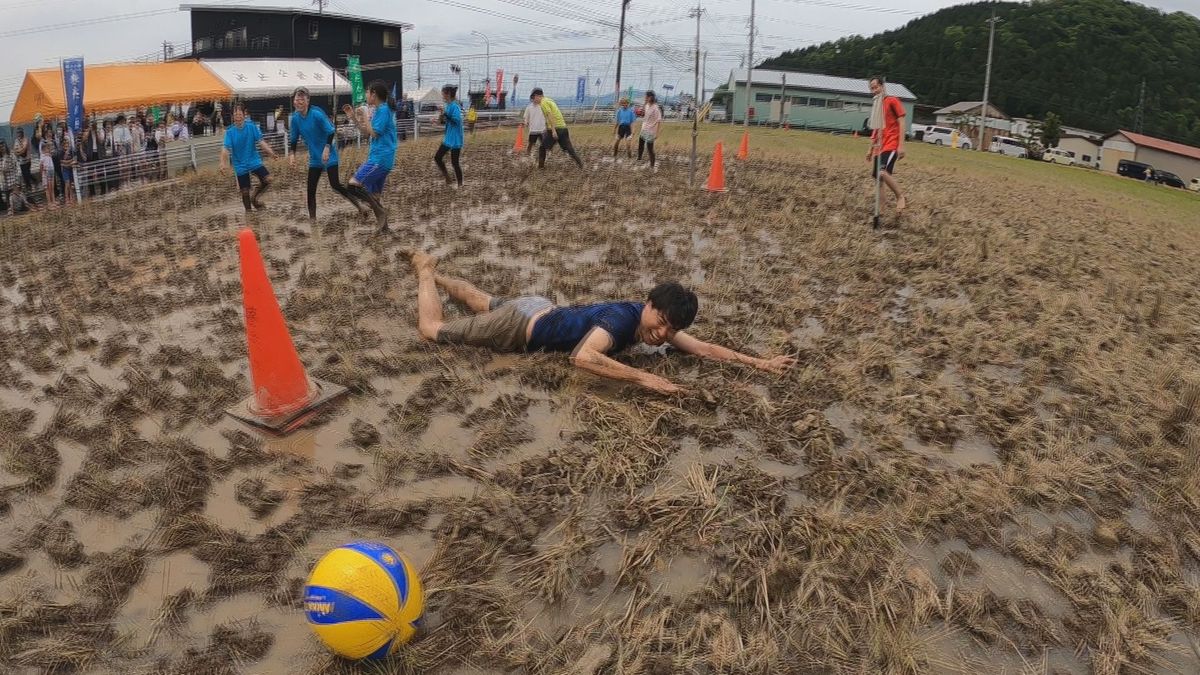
[761,0,1200,144]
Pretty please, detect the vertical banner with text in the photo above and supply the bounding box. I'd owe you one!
[576,76,586,103]
[62,57,85,134]
[347,56,365,106]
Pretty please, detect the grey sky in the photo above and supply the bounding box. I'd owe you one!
[2,0,1194,120]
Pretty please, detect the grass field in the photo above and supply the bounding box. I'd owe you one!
[1,124,1199,674]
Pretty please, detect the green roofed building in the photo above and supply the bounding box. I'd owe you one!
[720,69,917,133]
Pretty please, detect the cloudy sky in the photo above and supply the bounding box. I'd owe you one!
[1,0,1194,119]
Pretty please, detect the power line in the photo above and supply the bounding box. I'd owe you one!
[0,8,177,40]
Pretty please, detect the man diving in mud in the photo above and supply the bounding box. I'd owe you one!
[408,252,796,394]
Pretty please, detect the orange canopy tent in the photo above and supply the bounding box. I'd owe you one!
[9,61,232,124]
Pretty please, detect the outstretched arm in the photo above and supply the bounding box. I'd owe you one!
[570,328,685,395]
[669,331,796,374]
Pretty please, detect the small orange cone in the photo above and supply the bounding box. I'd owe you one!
[736,130,750,160]
[226,228,346,433]
[704,142,728,193]
[853,130,858,138]
[513,123,526,153]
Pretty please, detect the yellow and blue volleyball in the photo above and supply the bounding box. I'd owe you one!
[303,541,424,660]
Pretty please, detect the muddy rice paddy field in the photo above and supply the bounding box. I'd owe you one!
[1,131,1199,674]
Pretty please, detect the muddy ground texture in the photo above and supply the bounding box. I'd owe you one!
[1,136,1199,674]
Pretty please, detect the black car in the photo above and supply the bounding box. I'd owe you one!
[1154,170,1185,189]
[1117,159,1153,180]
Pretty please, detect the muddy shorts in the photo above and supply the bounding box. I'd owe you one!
[437,295,554,352]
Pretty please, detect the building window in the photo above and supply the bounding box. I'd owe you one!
[808,97,827,108]
[352,25,362,46]
[754,93,773,102]
[383,29,400,48]
[308,20,319,40]
[1082,154,1092,163]
[225,27,247,48]
[194,37,213,52]
[827,100,844,110]
[791,96,808,106]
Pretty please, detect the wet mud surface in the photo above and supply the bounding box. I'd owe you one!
[1,136,1199,673]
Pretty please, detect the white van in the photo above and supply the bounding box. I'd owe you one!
[922,126,972,149]
[990,136,1028,158]
[1043,147,1076,166]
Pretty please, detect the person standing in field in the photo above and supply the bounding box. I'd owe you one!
[342,79,397,231]
[39,138,56,208]
[434,85,465,188]
[866,75,907,212]
[637,90,663,170]
[613,97,636,159]
[220,102,277,212]
[288,86,365,221]
[523,92,545,158]
[465,104,478,136]
[14,129,33,191]
[532,88,583,169]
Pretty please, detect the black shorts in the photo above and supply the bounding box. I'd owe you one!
[617,124,633,139]
[872,150,898,178]
[236,165,269,190]
[528,133,542,146]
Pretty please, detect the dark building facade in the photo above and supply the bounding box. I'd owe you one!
[181,5,410,95]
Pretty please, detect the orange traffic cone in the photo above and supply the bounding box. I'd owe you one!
[513,123,526,153]
[853,130,858,138]
[226,228,346,433]
[736,130,750,160]
[704,142,728,193]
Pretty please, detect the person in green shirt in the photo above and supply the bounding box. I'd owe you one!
[531,88,583,169]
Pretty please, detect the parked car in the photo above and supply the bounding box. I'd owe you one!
[1153,170,1185,189]
[989,136,1028,158]
[707,105,727,122]
[1117,159,1154,180]
[922,126,972,149]
[1043,147,1076,166]
[1190,177,1200,192]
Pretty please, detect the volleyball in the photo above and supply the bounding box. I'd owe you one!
[303,541,424,660]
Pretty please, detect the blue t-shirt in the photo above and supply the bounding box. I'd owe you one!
[289,107,338,168]
[528,302,644,353]
[442,101,464,150]
[223,122,264,176]
[368,105,397,170]
[616,107,637,126]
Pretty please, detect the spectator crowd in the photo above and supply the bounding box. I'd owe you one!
[0,107,230,217]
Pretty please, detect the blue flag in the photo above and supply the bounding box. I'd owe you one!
[576,76,586,103]
[62,57,85,135]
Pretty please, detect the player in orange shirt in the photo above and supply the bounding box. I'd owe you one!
[866,75,908,213]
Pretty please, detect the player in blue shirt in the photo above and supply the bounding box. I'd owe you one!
[220,101,277,212]
[434,84,464,187]
[406,252,796,394]
[342,79,397,231]
[288,87,364,221]
[614,97,637,159]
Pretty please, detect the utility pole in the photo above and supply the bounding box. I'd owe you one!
[779,71,786,125]
[690,3,702,187]
[1134,78,1145,133]
[649,65,654,93]
[977,10,1000,151]
[744,0,755,128]
[414,41,423,88]
[163,41,170,61]
[313,0,327,13]
[615,0,631,102]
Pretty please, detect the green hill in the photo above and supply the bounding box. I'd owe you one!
[760,0,1200,145]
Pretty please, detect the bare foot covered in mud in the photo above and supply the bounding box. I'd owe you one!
[410,251,437,272]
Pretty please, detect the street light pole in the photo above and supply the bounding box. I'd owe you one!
[471,30,490,88]
[690,3,702,187]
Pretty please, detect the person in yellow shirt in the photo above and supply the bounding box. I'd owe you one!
[466,105,478,136]
[531,88,583,169]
